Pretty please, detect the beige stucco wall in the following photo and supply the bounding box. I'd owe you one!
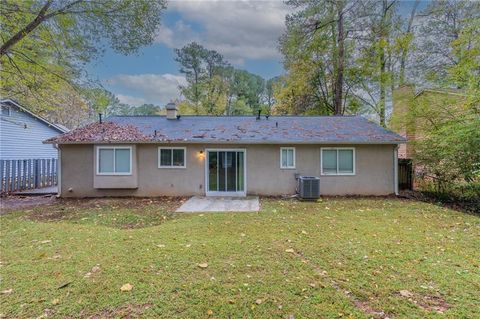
[59,143,396,197]
[93,145,138,189]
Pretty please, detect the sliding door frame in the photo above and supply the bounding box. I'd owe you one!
[205,148,247,197]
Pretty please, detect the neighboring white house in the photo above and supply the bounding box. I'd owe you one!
[0,99,68,160]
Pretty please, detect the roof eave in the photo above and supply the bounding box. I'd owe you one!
[1,98,69,133]
[46,139,406,145]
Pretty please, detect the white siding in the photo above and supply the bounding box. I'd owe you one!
[0,105,62,160]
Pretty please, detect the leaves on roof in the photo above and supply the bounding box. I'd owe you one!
[45,116,406,144]
[45,122,150,143]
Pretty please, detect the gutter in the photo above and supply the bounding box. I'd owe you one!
[393,145,399,196]
[44,140,407,145]
[53,144,61,197]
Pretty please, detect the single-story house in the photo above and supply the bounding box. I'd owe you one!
[45,105,406,197]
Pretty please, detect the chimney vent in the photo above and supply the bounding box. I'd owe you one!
[166,102,178,120]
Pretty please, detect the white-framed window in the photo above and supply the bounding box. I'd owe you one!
[1,105,10,116]
[321,147,355,175]
[96,146,132,175]
[280,147,296,169]
[158,147,186,168]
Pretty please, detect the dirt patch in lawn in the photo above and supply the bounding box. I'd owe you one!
[65,303,153,319]
[0,195,58,214]
[418,295,450,313]
[288,248,391,319]
[13,197,187,229]
[399,190,480,215]
[47,197,186,211]
[398,290,450,313]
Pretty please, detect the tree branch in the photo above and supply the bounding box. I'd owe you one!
[0,0,53,56]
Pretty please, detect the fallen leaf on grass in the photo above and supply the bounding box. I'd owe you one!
[198,263,208,269]
[40,240,51,244]
[285,248,295,253]
[120,283,133,292]
[207,309,213,315]
[36,308,53,319]
[156,244,165,248]
[255,299,263,305]
[400,290,414,298]
[57,282,71,289]
[51,298,60,305]
[1,289,13,294]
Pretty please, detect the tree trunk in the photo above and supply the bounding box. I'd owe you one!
[379,47,386,127]
[0,0,53,57]
[334,1,345,115]
[399,0,420,85]
[194,71,200,114]
[379,0,389,127]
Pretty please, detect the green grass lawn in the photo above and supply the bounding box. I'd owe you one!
[1,197,479,318]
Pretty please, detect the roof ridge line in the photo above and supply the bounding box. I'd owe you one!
[107,114,362,118]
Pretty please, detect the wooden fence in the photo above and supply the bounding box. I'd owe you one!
[0,158,58,194]
[398,159,413,191]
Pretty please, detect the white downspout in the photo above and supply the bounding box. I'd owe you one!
[394,145,399,195]
[54,144,61,197]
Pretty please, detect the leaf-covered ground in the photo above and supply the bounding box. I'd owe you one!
[0,197,479,318]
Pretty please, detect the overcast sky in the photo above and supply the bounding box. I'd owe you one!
[89,0,427,107]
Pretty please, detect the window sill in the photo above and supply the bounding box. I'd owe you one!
[96,173,132,176]
[158,166,187,169]
[280,167,296,170]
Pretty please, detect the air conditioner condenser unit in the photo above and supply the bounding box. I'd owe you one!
[298,176,320,199]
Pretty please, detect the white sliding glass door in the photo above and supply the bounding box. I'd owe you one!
[206,149,246,196]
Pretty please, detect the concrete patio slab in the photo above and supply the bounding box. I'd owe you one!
[176,196,260,213]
